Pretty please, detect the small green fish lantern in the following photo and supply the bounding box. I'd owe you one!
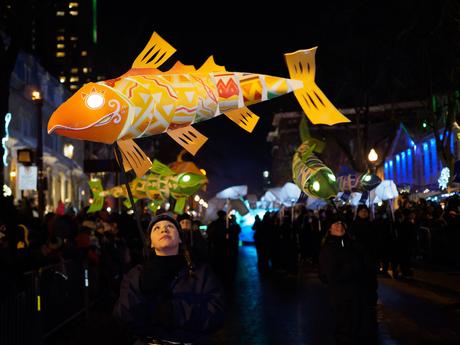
[292,140,338,199]
[358,172,381,191]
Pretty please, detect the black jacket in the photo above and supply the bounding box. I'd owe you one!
[113,260,225,343]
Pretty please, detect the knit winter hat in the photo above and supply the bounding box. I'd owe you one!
[147,213,184,241]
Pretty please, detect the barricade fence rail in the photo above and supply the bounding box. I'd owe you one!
[0,260,98,345]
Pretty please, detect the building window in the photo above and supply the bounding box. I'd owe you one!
[56,11,65,16]
[59,76,66,83]
[70,85,78,90]
[57,43,65,49]
[71,68,78,73]
[56,35,65,41]
[69,10,78,16]
[69,76,79,82]
[56,52,65,57]
[70,36,78,41]
[82,67,89,73]
[81,50,87,56]
[69,2,79,8]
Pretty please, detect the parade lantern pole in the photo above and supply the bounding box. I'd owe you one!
[32,90,44,221]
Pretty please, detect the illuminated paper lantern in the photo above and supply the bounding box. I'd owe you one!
[87,159,206,214]
[372,180,399,201]
[48,32,349,178]
[292,140,338,199]
[216,185,248,199]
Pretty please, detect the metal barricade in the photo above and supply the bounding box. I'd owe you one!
[0,260,95,345]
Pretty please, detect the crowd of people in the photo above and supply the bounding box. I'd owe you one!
[1,193,459,344]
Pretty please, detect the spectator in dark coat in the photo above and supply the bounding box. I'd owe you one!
[319,216,377,345]
[177,213,208,262]
[113,213,225,344]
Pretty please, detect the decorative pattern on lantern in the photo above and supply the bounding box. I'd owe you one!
[292,140,338,199]
[48,32,349,178]
[88,160,207,214]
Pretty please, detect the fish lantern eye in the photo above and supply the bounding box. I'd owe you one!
[86,93,105,109]
[327,173,336,182]
[364,174,372,182]
[312,181,320,192]
[181,174,191,183]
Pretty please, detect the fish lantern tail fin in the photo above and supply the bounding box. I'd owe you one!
[284,48,350,126]
[88,179,105,213]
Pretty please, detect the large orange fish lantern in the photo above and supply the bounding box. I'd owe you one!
[48,32,349,177]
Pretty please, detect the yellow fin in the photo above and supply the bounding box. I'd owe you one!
[224,107,260,133]
[132,32,177,69]
[116,139,152,178]
[197,56,226,73]
[166,61,196,74]
[285,48,350,125]
[167,125,208,156]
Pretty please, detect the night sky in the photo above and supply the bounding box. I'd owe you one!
[92,1,457,198]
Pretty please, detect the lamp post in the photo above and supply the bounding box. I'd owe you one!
[367,148,379,220]
[32,90,44,220]
[368,148,378,173]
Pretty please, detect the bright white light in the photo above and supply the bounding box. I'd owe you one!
[203,202,208,208]
[328,173,336,182]
[312,181,320,191]
[368,148,378,162]
[377,201,383,206]
[182,174,191,182]
[86,93,104,109]
[31,91,41,100]
[2,113,11,167]
[199,199,205,205]
[127,210,134,215]
[10,171,16,178]
[81,190,85,195]
[165,202,170,210]
[106,207,111,213]
[89,198,94,204]
[3,184,12,197]
[194,195,200,202]
[364,175,372,182]
[63,143,74,159]
[438,167,450,190]
[263,170,269,178]
[423,189,430,193]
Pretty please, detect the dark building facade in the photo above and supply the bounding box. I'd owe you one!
[34,0,97,91]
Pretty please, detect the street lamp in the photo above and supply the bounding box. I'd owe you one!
[63,143,74,159]
[368,148,378,173]
[368,148,378,163]
[32,90,44,220]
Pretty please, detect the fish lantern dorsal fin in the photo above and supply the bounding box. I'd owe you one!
[197,56,226,73]
[132,32,177,69]
[151,159,176,176]
[166,61,196,74]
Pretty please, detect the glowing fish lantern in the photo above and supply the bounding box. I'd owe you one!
[48,32,350,178]
[292,140,338,199]
[88,160,207,214]
[358,171,381,191]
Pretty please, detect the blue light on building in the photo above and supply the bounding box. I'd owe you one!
[384,162,388,179]
[389,160,394,180]
[401,151,407,183]
[423,142,430,183]
[430,138,438,175]
[396,154,401,182]
[407,149,412,182]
